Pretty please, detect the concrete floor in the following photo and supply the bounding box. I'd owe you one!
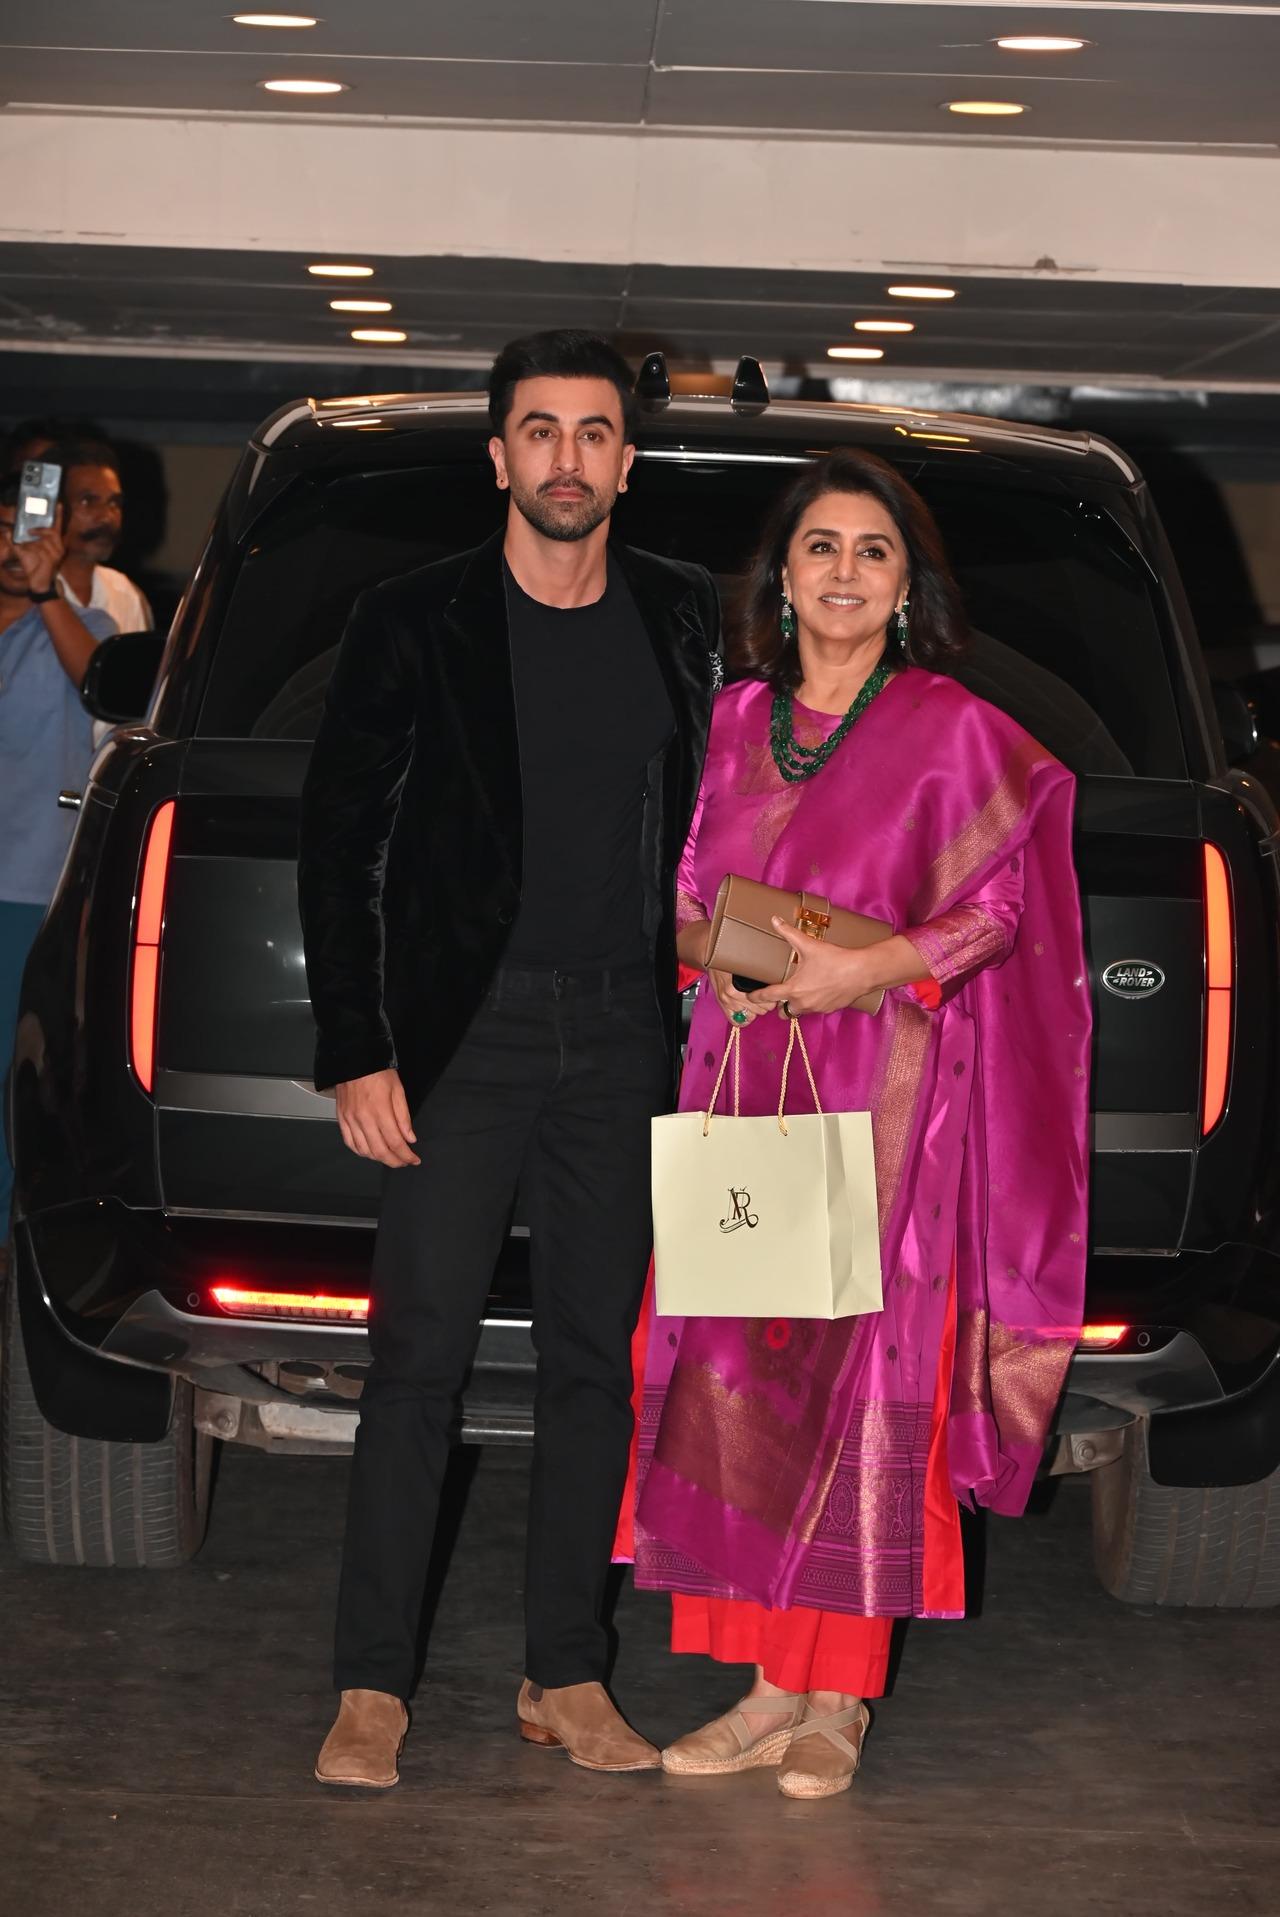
[2,1444,1277,1917]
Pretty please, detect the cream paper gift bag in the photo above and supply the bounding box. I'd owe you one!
[652,1020,883,1320]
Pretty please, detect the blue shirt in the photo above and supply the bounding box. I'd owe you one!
[0,601,116,906]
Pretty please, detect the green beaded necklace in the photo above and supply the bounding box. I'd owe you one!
[769,659,893,784]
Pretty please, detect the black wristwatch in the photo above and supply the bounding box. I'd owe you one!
[28,587,60,604]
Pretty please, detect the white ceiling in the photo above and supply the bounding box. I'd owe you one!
[4,0,1279,148]
[2,242,1278,386]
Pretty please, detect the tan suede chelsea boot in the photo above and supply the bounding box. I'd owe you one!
[315,1688,409,1788]
[517,1679,660,1772]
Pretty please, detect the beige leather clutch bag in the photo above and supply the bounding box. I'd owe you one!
[704,874,891,1014]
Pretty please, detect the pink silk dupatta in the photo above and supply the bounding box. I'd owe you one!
[632,669,1091,1619]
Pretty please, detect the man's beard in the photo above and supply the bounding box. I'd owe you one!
[509,475,614,544]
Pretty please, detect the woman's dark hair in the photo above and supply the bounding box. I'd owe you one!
[731,449,971,688]
[487,329,637,438]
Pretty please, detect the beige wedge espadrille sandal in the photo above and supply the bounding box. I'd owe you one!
[661,1691,809,1775]
[776,1700,871,1798]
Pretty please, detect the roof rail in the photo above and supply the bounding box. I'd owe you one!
[732,356,770,413]
[635,351,671,409]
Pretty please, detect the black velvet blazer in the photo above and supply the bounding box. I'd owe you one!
[297,530,722,1113]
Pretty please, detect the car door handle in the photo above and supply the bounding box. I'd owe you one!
[57,789,82,810]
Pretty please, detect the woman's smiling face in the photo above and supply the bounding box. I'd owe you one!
[781,489,910,654]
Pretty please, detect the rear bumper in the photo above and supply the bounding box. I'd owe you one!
[13,1199,533,1445]
[22,1198,388,1346]
[1060,1334,1226,1430]
[10,1221,174,1444]
[1145,1347,1280,1486]
[102,1290,536,1449]
[105,1283,532,1414]
[14,1198,1280,1480]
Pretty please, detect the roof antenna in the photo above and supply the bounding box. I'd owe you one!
[731,356,770,413]
[635,351,671,409]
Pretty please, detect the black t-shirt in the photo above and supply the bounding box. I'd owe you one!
[504,558,674,968]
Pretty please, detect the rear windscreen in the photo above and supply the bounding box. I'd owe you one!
[196,450,1185,778]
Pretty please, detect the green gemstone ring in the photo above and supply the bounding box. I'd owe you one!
[732,1010,749,1026]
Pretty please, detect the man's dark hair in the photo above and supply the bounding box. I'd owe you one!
[0,476,19,508]
[487,330,636,438]
[52,437,121,484]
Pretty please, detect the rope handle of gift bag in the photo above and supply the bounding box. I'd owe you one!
[703,1017,822,1137]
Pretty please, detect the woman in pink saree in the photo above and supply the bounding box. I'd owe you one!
[626,451,1091,1798]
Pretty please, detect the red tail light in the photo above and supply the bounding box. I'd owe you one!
[130,800,175,1093]
[211,1285,370,1322]
[1202,843,1232,1135]
[1078,1323,1128,1350]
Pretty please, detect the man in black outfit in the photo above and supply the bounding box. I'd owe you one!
[299,331,720,1787]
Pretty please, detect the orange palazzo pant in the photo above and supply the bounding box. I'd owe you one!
[665,1245,962,1697]
[671,1595,893,1697]
[618,1240,963,1698]
[618,974,963,1702]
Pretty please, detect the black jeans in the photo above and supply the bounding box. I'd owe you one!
[333,962,669,1698]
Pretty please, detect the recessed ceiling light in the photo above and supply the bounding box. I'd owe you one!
[351,328,407,344]
[261,77,346,94]
[854,320,915,334]
[329,298,393,313]
[827,346,885,361]
[994,36,1089,53]
[232,12,320,25]
[887,285,956,300]
[945,100,1026,116]
[308,263,374,278]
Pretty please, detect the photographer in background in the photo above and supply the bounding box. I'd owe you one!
[50,437,153,638]
[0,478,116,1249]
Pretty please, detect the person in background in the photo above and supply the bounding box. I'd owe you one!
[3,416,107,477]
[49,438,153,638]
[0,479,116,1246]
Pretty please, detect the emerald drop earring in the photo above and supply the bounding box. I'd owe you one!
[891,600,911,654]
[780,592,797,643]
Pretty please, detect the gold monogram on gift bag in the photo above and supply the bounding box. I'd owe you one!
[651,1020,883,1320]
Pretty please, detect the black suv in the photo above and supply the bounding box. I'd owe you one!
[4,376,1279,1608]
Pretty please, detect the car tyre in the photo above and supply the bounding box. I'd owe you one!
[0,1268,213,1568]
[1091,1416,1280,1608]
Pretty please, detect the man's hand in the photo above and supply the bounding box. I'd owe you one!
[12,507,66,599]
[335,1068,421,1168]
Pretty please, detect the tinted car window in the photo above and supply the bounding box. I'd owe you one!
[197,449,1184,778]
[198,462,504,743]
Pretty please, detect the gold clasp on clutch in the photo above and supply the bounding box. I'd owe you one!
[796,904,831,941]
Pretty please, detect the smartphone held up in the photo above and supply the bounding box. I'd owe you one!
[14,461,62,544]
